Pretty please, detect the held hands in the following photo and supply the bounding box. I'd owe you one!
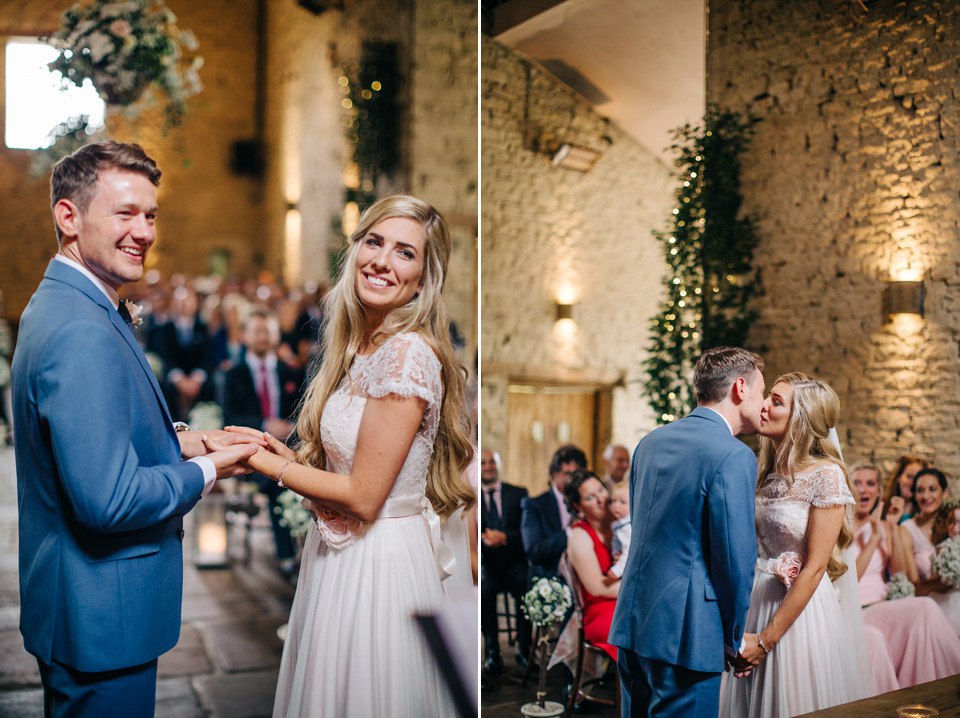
[176,429,263,480]
[482,528,507,547]
[225,426,298,462]
[726,633,768,678]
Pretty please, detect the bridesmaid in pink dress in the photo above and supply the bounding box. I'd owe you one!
[851,463,960,690]
[901,468,960,636]
[564,469,619,659]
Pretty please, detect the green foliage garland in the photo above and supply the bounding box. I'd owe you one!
[644,106,760,424]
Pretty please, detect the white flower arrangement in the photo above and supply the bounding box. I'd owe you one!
[275,490,312,538]
[522,577,572,628]
[934,536,960,588]
[186,401,223,431]
[46,0,203,129]
[885,571,916,601]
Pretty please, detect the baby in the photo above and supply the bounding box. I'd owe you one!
[608,480,631,579]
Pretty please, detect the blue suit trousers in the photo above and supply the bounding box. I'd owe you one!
[39,657,158,718]
[618,648,721,718]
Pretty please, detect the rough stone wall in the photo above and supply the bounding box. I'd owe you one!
[410,0,479,369]
[481,37,676,455]
[708,0,960,478]
[0,0,263,316]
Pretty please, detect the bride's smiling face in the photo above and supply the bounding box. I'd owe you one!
[759,381,793,443]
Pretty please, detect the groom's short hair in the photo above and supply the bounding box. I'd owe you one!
[694,346,764,404]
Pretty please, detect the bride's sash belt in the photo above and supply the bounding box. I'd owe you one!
[378,496,455,583]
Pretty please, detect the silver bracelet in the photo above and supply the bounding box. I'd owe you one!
[757,635,770,654]
[278,460,295,488]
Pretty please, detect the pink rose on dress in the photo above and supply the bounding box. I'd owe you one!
[767,551,803,589]
[312,504,366,549]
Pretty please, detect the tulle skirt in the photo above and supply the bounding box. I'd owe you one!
[273,512,454,718]
[719,569,869,718]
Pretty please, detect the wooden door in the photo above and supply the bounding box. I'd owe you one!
[504,384,602,496]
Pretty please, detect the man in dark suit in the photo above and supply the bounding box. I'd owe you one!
[480,449,530,674]
[520,444,588,581]
[221,308,305,578]
[608,347,764,718]
[12,141,258,718]
[152,285,213,421]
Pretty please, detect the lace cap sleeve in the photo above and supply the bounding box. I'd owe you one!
[366,332,442,407]
[802,462,855,508]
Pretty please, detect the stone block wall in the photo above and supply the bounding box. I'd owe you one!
[481,37,676,455]
[708,0,960,477]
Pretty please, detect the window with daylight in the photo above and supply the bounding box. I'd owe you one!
[4,37,105,150]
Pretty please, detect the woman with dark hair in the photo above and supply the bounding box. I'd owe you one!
[564,468,620,660]
[223,196,474,717]
[883,455,927,522]
[901,467,949,582]
[719,373,869,717]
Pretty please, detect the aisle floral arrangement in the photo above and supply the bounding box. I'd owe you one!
[46,0,203,129]
[521,577,573,715]
[276,490,312,539]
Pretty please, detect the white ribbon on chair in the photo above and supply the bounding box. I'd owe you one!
[379,495,456,582]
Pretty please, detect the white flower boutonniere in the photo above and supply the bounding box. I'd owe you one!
[124,300,143,328]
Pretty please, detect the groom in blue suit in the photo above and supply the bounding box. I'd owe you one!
[12,142,259,718]
[608,347,765,717]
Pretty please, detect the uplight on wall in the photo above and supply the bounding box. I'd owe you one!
[555,302,574,321]
[883,279,925,318]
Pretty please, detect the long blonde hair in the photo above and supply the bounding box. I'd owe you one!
[757,372,854,582]
[296,195,475,519]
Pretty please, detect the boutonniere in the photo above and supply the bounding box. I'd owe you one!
[124,300,144,328]
[284,381,297,393]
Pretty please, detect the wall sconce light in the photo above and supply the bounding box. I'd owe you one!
[883,280,925,318]
[551,144,599,172]
[555,302,575,321]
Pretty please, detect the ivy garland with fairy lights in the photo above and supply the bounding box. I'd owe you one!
[644,106,760,424]
[338,41,400,209]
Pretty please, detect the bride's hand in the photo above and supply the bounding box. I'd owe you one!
[736,633,768,674]
[225,426,297,461]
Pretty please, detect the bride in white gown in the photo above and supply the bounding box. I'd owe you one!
[224,196,474,717]
[719,373,870,718]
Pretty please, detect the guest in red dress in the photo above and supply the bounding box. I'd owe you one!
[564,468,620,659]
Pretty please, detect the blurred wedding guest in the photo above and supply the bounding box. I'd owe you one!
[607,480,631,579]
[480,449,530,675]
[883,454,927,522]
[221,309,305,580]
[278,295,309,368]
[153,285,214,421]
[521,444,588,582]
[898,468,960,636]
[296,280,327,366]
[564,468,619,660]
[600,443,630,493]
[0,289,12,443]
[852,462,960,689]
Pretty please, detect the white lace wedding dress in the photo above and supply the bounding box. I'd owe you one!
[718,463,870,717]
[273,332,456,717]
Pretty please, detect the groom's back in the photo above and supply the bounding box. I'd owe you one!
[608,407,757,673]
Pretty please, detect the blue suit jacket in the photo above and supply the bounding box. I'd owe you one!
[608,407,757,673]
[520,489,567,580]
[12,260,205,672]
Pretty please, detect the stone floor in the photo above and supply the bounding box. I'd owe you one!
[0,444,296,718]
[479,607,618,718]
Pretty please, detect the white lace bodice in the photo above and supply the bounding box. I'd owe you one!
[756,462,854,560]
[319,332,442,502]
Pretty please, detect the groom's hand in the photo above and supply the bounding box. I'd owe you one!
[178,429,266,459]
[205,442,259,479]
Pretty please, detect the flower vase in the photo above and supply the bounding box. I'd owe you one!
[520,636,564,717]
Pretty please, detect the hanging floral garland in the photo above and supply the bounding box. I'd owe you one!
[46,0,203,131]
